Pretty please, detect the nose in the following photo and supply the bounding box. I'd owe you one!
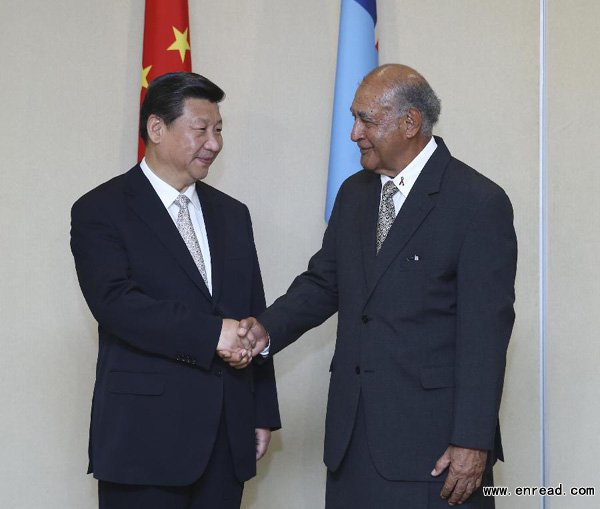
[204,131,222,152]
[350,119,363,142]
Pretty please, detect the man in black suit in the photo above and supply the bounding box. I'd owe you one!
[230,64,516,508]
[71,72,280,509]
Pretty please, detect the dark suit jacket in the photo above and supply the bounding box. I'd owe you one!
[71,165,280,486]
[260,137,516,482]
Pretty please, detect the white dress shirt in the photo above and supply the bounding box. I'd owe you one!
[379,136,437,213]
[140,158,213,294]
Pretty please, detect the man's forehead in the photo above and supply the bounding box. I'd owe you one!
[188,115,222,126]
[351,87,390,115]
[183,98,222,122]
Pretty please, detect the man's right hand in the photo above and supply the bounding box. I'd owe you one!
[217,317,269,368]
[216,318,252,369]
[238,317,269,357]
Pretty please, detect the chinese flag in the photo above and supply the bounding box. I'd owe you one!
[138,0,192,160]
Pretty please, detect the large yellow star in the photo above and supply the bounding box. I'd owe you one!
[141,65,152,89]
[167,26,190,63]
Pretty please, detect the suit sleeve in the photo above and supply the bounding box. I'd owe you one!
[245,207,281,430]
[70,194,223,371]
[451,188,517,451]
[259,182,343,354]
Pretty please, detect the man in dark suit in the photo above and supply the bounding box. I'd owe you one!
[71,72,280,509]
[230,64,516,508]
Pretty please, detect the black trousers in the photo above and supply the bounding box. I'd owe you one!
[98,415,243,509]
[326,399,495,509]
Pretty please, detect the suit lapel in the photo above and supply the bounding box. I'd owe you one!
[365,137,451,302]
[196,181,226,306]
[124,167,213,301]
[358,173,382,285]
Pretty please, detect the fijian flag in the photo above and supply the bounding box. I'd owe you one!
[325,0,378,221]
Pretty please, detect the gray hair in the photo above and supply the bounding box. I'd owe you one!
[393,79,441,136]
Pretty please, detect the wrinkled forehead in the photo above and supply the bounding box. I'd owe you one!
[352,80,395,114]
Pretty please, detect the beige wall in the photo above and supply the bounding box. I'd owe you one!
[546,1,600,507]
[0,1,596,508]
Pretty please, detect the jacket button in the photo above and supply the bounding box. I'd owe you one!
[215,369,223,377]
[361,315,369,323]
[355,366,361,375]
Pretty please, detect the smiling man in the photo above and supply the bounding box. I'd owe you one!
[71,72,280,509]
[231,64,517,508]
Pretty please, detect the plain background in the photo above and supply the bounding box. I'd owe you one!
[0,1,597,508]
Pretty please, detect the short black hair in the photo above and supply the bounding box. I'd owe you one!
[140,72,225,144]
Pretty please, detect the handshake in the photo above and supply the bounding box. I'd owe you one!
[216,317,269,369]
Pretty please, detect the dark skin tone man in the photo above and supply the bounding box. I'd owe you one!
[226,64,515,508]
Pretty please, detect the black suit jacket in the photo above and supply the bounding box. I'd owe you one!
[260,137,516,481]
[71,165,280,486]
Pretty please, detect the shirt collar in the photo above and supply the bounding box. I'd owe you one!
[140,158,200,210]
[380,136,437,196]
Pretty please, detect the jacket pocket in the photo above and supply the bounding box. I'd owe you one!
[108,371,165,396]
[420,366,455,389]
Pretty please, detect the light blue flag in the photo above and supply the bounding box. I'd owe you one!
[325,0,378,221]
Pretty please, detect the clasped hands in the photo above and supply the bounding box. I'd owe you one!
[216,317,268,369]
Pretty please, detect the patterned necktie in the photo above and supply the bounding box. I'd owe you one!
[174,194,209,287]
[376,181,399,253]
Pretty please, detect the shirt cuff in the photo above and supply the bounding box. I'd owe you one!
[259,333,270,357]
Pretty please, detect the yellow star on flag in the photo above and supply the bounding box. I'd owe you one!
[141,65,152,89]
[167,26,190,63]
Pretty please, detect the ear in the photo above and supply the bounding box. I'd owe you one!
[146,114,164,144]
[404,107,423,139]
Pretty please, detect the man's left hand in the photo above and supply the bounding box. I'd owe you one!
[431,445,488,506]
[255,427,271,461]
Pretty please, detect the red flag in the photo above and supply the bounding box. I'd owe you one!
[138,0,192,160]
